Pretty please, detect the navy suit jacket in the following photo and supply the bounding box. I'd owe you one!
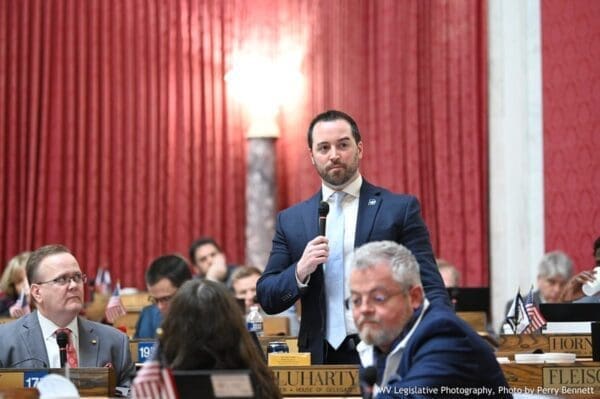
[256,180,449,364]
[134,304,163,339]
[0,311,135,387]
[359,303,510,398]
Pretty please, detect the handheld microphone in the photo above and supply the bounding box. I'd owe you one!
[318,201,329,236]
[360,366,377,399]
[56,331,69,368]
[315,201,330,275]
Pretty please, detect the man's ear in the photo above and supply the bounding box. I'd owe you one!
[30,285,42,304]
[408,285,424,310]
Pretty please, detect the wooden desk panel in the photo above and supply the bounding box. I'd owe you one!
[498,334,592,358]
[0,368,115,397]
[501,361,599,397]
[457,311,487,332]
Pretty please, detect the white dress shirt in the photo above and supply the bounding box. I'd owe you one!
[37,312,80,368]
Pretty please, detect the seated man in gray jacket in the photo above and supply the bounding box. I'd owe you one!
[0,244,134,389]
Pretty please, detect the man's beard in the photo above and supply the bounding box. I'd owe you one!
[358,324,399,348]
[316,154,360,188]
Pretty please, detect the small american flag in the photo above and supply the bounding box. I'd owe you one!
[132,360,178,399]
[105,282,127,324]
[524,286,547,333]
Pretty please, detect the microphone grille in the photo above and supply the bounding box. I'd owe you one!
[318,201,329,217]
[361,366,378,385]
[56,331,69,347]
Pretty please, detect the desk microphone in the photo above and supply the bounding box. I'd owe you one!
[56,331,69,368]
[360,366,377,399]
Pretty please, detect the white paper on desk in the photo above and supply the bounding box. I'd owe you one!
[211,374,253,397]
[542,321,591,334]
[36,374,80,398]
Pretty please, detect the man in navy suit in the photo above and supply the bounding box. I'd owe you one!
[256,110,449,364]
[350,241,509,398]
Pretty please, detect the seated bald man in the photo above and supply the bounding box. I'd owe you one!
[0,244,134,389]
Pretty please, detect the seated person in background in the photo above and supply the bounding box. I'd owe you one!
[189,236,238,284]
[504,250,573,315]
[350,241,509,398]
[437,258,460,288]
[0,245,134,388]
[0,251,31,318]
[135,279,281,399]
[134,254,192,339]
[559,236,600,303]
[230,266,299,336]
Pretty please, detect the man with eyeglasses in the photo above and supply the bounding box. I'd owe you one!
[350,241,509,398]
[0,244,134,389]
[134,254,192,339]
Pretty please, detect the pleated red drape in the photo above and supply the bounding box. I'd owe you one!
[1,0,488,288]
[542,0,600,271]
[0,0,247,288]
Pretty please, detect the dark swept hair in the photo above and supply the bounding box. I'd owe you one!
[26,244,72,285]
[188,236,222,264]
[307,109,362,149]
[145,254,192,288]
[159,279,282,399]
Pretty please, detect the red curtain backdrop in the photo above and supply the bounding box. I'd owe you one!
[542,0,600,271]
[1,0,488,288]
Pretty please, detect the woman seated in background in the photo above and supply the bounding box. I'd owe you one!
[152,279,282,398]
[0,251,31,318]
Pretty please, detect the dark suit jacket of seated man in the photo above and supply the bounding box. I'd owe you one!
[256,110,449,365]
[350,241,509,398]
[0,244,134,388]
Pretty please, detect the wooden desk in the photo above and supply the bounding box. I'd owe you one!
[457,311,487,332]
[501,361,599,397]
[498,334,592,358]
[0,368,115,397]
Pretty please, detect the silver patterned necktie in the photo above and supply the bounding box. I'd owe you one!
[325,191,347,349]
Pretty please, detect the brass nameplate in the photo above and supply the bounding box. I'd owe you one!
[498,334,592,357]
[548,336,592,356]
[543,366,600,389]
[271,365,359,395]
[268,353,311,367]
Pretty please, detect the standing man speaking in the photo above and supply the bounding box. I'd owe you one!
[257,110,448,364]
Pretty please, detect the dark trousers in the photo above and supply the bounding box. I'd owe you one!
[324,334,360,364]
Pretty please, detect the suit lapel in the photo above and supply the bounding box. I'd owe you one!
[301,190,322,242]
[78,318,99,367]
[355,181,382,247]
[22,312,50,366]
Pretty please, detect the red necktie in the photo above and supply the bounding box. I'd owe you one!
[56,328,79,367]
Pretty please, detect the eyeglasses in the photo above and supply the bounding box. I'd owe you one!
[148,294,174,305]
[345,289,405,310]
[35,273,87,286]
